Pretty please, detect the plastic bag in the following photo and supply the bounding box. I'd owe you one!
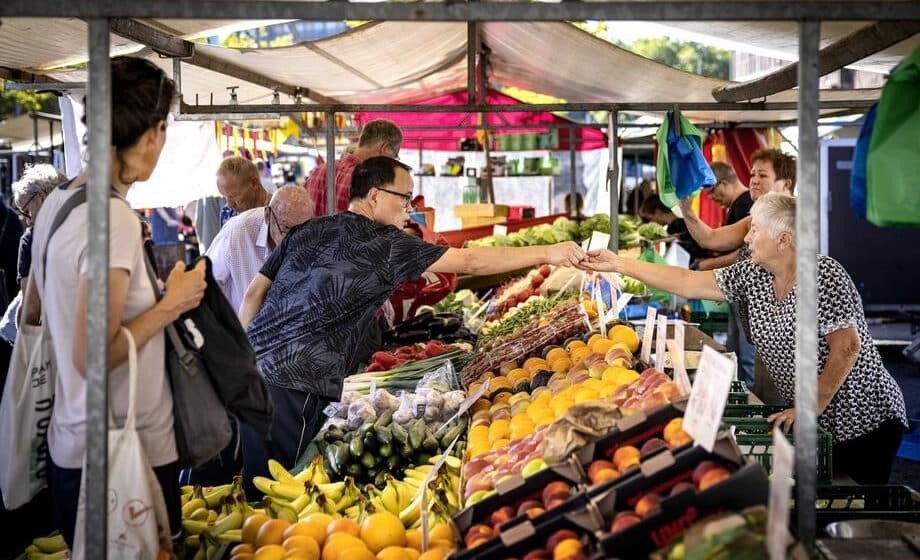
[656,110,716,209]
[416,359,458,392]
[849,103,878,219]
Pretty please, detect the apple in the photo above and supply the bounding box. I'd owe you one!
[568,372,590,385]
[669,482,696,497]
[639,437,668,457]
[522,458,548,477]
[604,348,632,365]
[621,396,642,412]
[634,493,662,518]
[464,472,495,498]
[472,410,492,423]
[492,408,512,421]
[500,361,520,375]
[638,393,668,412]
[610,512,641,533]
[491,505,516,527]
[653,381,682,402]
[583,353,606,367]
[546,529,580,552]
[588,362,608,379]
[462,457,490,479]
[691,461,722,486]
[489,402,510,414]
[466,490,495,506]
[698,467,731,491]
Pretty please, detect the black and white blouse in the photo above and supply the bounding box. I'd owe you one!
[715,255,908,442]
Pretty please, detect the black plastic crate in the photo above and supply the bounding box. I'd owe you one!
[803,485,920,532]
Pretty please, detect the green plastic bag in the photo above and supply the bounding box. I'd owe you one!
[656,110,714,209]
[867,45,920,227]
[638,246,673,306]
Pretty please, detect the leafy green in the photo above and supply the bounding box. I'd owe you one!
[638,222,669,241]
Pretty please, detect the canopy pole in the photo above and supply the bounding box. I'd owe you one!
[569,125,576,218]
[417,139,423,197]
[86,18,112,560]
[173,58,182,104]
[795,18,820,548]
[608,110,619,252]
[325,111,336,215]
[467,22,478,104]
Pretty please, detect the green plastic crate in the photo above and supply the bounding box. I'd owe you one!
[726,417,833,484]
[724,404,787,418]
[727,380,749,405]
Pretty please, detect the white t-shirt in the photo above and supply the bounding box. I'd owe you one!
[205,207,271,312]
[31,187,177,469]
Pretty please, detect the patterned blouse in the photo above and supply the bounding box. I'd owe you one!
[715,255,907,442]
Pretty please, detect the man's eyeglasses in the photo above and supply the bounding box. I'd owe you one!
[377,187,413,210]
[268,206,292,236]
[14,191,44,222]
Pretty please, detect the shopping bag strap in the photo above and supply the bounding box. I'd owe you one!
[117,326,139,431]
[141,252,198,373]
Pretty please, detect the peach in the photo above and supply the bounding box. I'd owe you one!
[612,446,640,470]
[546,529,580,552]
[524,506,546,519]
[552,538,582,560]
[609,512,641,533]
[668,432,693,448]
[542,481,572,505]
[634,493,662,518]
[691,461,722,486]
[591,468,620,485]
[698,467,731,491]
[517,500,543,517]
[653,382,682,402]
[545,496,569,510]
[669,482,696,497]
[490,505,516,527]
[587,460,616,482]
[639,437,668,456]
[662,418,685,443]
[523,551,551,560]
[464,524,492,547]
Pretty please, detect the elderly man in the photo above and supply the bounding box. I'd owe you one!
[239,157,585,479]
[693,162,753,271]
[304,119,403,215]
[217,156,271,227]
[207,186,313,311]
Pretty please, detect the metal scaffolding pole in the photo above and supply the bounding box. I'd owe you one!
[795,19,820,546]
[569,126,576,217]
[608,110,619,252]
[467,22,478,104]
[86,18,111,560]
[325,111,336,216]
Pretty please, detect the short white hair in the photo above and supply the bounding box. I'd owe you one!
[12,164,66,210]
[751,192,796,245]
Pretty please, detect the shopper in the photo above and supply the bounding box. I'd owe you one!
[693,162,753,271]
[303,119,402,215]
[679,149,795,399]
[207,186,314,311]
[580,193,908,484]
[28,57,207,547]
[639,195,711,263]
[217,156,271,227]
[239,156,586,481]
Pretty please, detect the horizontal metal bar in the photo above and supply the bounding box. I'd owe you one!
[2,1,919,20]
[180,99,875,115]
[108,17,194,57]
[4,81,86,91]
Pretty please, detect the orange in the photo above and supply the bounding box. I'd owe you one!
[337,546,376,560]
[546,347,568,366]
[523,357,549,373]
[284,521,328,548]
[254,545,286,560]
[488,420,511,442]
[283,536,320,558]
[586,334,606,350]
[233,544,256,556]
[405,529,422,551]
[301,513,334,529]
[569,346,591,365]
[242,514,272,545]
[590,338,615,355]
[257,519,292,548]
[403,549,420,560]
[360,512,407,553]
[418,549,449,560]
[551,358,573,374]
[327,518,360,538]
[428,524,456,545]
[321,534,366,560]
[564,339,587,352]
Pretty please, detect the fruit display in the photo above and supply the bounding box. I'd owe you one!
[179,476,251,557]
[383,312,478,346]
[584,417,693,487]
[355,340,467,376]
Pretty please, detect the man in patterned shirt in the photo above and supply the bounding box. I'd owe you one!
[303,119,402,216]
[239,157,586,479]
[217,156,271,227]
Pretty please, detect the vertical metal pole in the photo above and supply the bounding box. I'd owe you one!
[568,126,576,217]
[467,22,478,104]
[325,111,336,215]
[633,152,640,215]
[417,139,423,197]
[795,19,820,547]
[608,110,619,252]
[172,58,182,104]
[86,18,111,560]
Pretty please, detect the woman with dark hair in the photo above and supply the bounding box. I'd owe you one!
[27,57,207,547]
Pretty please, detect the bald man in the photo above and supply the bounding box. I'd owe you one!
[206,186,314,310]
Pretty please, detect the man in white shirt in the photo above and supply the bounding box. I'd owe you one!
[207,186,313,310]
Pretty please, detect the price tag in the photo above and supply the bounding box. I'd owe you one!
[369,379,377,395]
[613,292,633,317]
[593,279,607,337]
[640,307,657,364]
[682,346,734,452]
[493,224,508,236]
[587,231,611,252]
[767,426,794,560]
[322,403,340,418]
[655,315,668,370]
[667,340,692,396]
[421,435,461,551]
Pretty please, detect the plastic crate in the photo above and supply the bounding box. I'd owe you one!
[728,418,833,484]
[804,485,920,531]
[727,380,749,405]
[723,404,787,418]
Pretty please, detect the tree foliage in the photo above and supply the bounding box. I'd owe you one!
[0,86,57,121]
[626,37,730,79]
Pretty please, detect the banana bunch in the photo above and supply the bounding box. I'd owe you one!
[253,456,367,521]
[395,455,462,529]
[22,533,68,560]
[180,476,250,559]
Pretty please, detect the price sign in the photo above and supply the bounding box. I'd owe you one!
[593,279,607,337]
[609,292,633,322]
[421,435,461,551]
[655,315,668,370]
[587,231,611,253]
[767,426,794,560]
[640,307,657,364]
[667,340,692,396]
[682,346,733,451]
[493,224,508,236]
[322,403,340,418]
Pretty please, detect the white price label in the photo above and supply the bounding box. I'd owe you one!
[421,434,461,551]
[593,279,607,337]
[683,346,734,452]
[640,307,657,364]
[767,427,794,560]
[655,315,668,370]
[493,224,508,236]
[667,340,692,396]
[611,293,632,320]
[587,231,611,252]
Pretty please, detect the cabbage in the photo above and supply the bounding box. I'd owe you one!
[638,222,668,241]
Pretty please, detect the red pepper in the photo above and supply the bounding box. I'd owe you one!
[365,363,384,372]
[371,352,400,369]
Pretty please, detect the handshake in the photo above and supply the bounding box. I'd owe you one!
[544,241,623,273]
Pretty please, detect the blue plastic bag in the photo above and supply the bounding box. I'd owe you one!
[656,110,717,208]
[849,103,878,220]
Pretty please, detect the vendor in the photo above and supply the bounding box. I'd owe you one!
[238,156,585,482]
[579,193,907,484]
[638,194,711,263]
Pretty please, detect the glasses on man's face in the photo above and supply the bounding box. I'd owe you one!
[15,192,43,223]
[268,206,292,236]
[377,187,413,210]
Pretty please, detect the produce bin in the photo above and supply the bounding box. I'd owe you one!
[804,485,920,531]
[727,417,833,484]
